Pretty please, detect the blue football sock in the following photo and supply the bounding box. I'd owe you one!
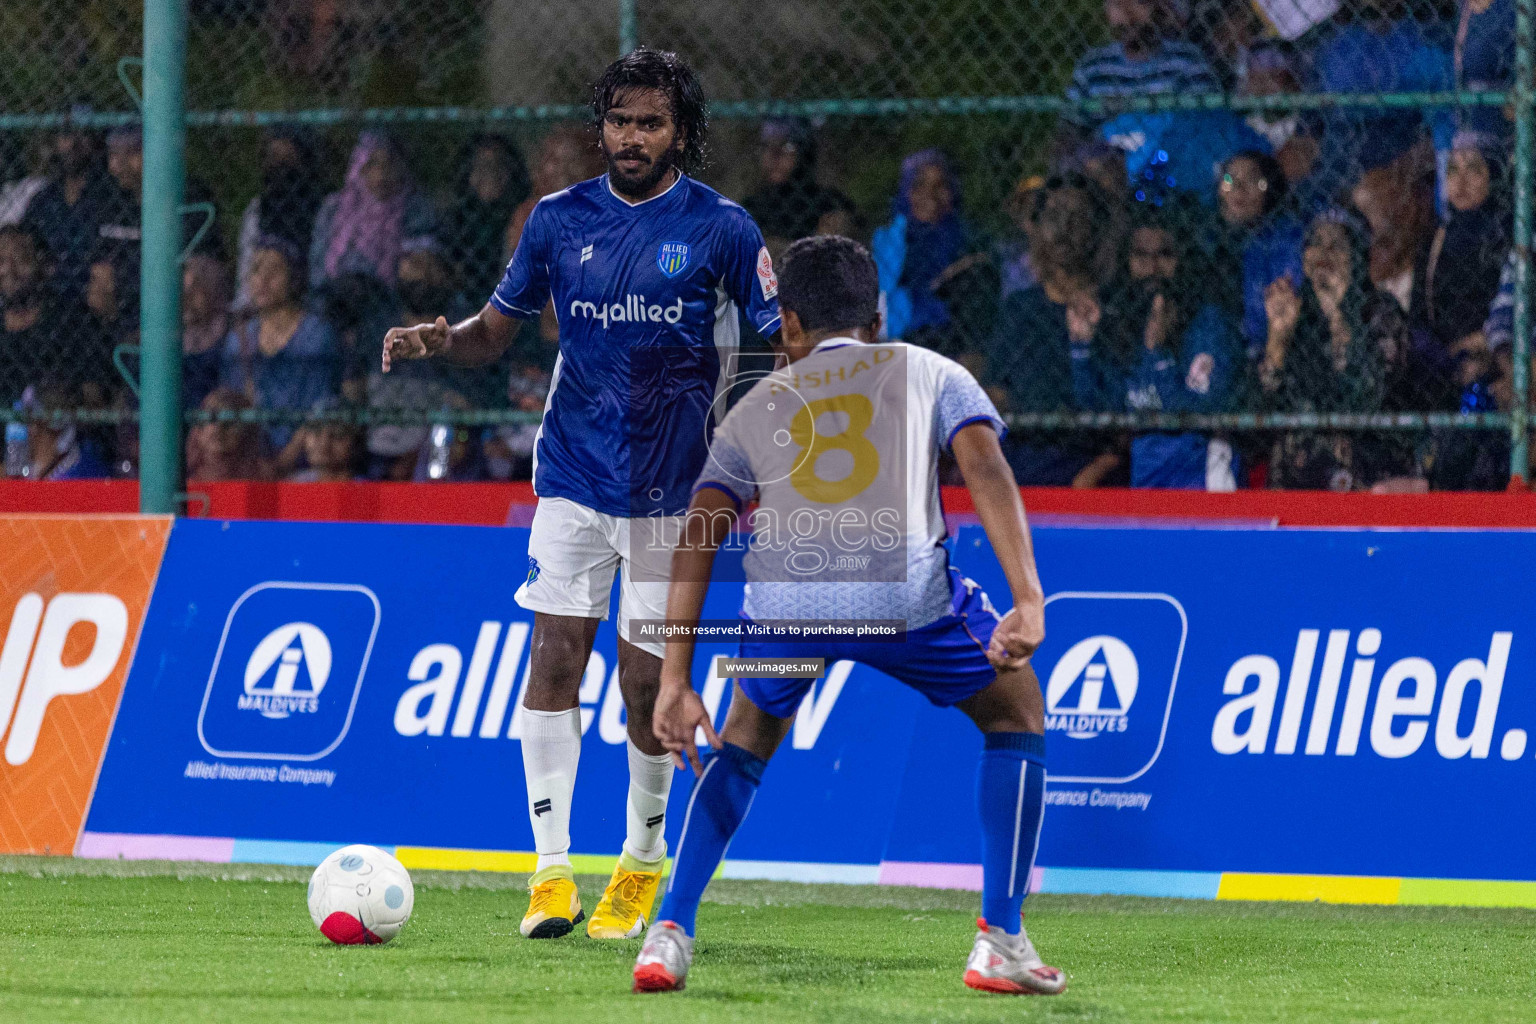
[656,742,766,936]
[977,731,1046,934]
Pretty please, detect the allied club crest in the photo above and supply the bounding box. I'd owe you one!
[657,241,690,278]
[526,557,541,585]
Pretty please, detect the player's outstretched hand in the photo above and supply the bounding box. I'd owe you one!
[653,675,721,774]
[988,602,1044,669]
[381,316,451,373]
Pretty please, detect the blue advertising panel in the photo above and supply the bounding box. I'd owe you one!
[939,526,1536,883]
[88,518,1536,885]
[197,584,379,762]
[87,518,905,864]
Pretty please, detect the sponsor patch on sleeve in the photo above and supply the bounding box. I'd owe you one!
[756,246,778,301]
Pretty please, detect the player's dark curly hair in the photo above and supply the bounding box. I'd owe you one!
[592,47,709,172]
[778,235,880,334]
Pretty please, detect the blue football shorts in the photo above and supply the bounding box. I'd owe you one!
[735,569,1004,719]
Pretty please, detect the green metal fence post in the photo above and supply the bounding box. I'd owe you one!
[619,0,637,55]
[139,0,188,514]
[1513,0,1534,486]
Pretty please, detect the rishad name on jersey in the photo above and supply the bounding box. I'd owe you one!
[767,345,896,394]
[568,295,684,327]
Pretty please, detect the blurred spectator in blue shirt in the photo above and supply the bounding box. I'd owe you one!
[1310,1,1452,201]
[1060,0,1221,151]
[15,380,111,480]
[1453,0,1514,139]
[1073,0,1258,206]
[1207,150,1305,356]
[873,150,987,356]
[1099,203,1243,488]
[1101,109,1269,205]
[221,235,340,456]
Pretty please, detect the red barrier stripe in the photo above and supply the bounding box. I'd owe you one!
[3,480,1535,529]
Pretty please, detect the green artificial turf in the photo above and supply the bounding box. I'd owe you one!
[0,855,1532,1023]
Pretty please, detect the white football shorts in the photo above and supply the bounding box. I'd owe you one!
[513,496,680,658]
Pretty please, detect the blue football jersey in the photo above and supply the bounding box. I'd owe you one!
[490,173,782,517]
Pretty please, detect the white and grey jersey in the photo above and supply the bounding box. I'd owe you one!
[696,339,1003,627]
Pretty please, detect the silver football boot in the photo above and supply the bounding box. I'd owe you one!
[632,920,694,993]
[963,917,1068,995]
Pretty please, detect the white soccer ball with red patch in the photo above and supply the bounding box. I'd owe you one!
[308,844,414,945]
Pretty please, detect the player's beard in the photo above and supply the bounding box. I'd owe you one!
[604,141,679,199]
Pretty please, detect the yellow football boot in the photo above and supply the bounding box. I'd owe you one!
[587,851,666,939]
[520,865,584,938]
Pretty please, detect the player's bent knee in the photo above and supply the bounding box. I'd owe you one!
[960,664,1045,735]
[719,683,793,761]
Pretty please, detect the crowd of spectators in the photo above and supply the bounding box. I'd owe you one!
[0,0,1524,490]
[875,0,1523,491]
[0,124,585,484]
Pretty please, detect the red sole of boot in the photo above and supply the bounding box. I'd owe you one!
[964,970,1042,995]
[633,963,684,993]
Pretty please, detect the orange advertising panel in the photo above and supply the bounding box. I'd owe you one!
[0,516,170,855]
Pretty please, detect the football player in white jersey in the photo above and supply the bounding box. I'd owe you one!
[631,235,1066,996]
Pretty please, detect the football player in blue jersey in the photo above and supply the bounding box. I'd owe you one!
[383,48,782,941]
[630,236,1066,996]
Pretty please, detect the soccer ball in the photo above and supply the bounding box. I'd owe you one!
[308,844,414,945]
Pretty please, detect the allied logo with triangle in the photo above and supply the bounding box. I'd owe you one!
[1045,636,1139,739]
[239,623,333,719]
[198,582,380,762]
[1031,592,1186,785]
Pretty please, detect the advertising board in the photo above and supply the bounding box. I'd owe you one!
[0,516,170,855]
[80,519,1536,905]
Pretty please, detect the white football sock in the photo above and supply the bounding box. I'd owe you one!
[623,738,673,864]
[520,705,581,873]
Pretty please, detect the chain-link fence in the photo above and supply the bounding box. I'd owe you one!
[0,0,1528,493]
